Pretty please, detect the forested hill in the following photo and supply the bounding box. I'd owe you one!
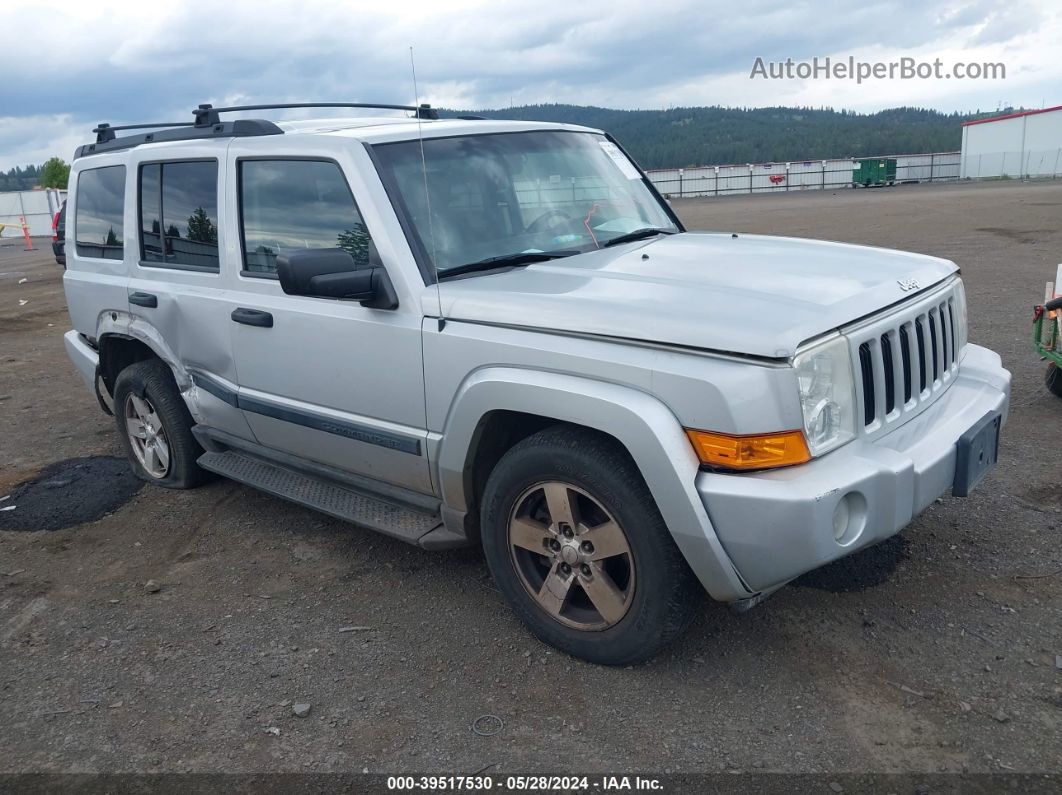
[447,105,998,169]
[0,164,42,192]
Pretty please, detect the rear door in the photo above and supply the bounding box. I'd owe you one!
[125,147,254,441]
[223,142,431,493]
[65,161,130,336]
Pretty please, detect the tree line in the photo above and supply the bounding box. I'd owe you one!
[1,157,69,191]
[446,104,1003,169]
[1,163,43,191]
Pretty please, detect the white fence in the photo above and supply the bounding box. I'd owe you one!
[0,188,66,237]
[645,152,962,198]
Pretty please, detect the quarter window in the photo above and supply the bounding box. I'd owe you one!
[239,159,372,276]
[138,161,219,270]
[75,165,126,260]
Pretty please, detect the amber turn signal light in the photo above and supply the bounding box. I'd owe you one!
[685,429,811,471]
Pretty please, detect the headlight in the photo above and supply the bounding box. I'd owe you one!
[793,335,857,457]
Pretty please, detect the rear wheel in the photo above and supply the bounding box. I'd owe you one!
[112,359,208,489]
[481,426,700,665]
[1047,363,1062,398]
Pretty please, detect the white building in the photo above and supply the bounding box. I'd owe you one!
[960,105,1062,179]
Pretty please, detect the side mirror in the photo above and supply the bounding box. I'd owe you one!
[276,248,398,309]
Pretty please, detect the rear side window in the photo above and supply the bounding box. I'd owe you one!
[75,166,125,260]
[238,159,372,276]
[139,160,219,271]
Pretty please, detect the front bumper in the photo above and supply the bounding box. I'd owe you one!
[696,343,1010,594]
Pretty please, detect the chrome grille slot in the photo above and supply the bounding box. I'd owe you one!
[928,309,939,382]
[858,342,874,425]
[844,279,965,438]
[898,325,912,403]
[940,301,950,365]
[880,332,895,415]
[915,318,927,392]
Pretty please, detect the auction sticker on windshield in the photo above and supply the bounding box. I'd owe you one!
[598,140,642,179]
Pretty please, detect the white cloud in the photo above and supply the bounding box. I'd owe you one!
[0,0,1059,169]
[0,115,85,169]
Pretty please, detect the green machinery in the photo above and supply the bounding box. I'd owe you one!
[854,157,897,187]
[1034,266,1062,397]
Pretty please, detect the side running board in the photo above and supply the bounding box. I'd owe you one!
[198,449,448,547]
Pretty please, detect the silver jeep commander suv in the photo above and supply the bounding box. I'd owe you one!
[63,102,1011,664]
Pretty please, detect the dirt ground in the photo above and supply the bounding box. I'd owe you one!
[1,180,1060,777]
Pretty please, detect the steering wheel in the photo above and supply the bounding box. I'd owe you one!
[526,209,573,234]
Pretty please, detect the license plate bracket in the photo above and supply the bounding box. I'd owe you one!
[953,411,1001,497]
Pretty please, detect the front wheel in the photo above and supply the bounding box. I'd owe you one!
[480,426,700,665]
[1047,363,1062,398]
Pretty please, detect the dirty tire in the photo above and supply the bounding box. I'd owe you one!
[112,359,208,489]
[1047,363,1062,398]
[481,425,700,665]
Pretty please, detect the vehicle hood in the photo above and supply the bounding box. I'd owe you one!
[431,232,958,359]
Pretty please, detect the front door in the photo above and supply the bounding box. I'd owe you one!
[224,149,431,493]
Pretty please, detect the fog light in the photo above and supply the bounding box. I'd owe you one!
[832,492,867,546]
[832,498,850,541]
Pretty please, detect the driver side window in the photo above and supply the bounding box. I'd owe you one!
[239,159,371,277]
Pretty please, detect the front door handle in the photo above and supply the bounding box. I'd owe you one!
[129,292,158,308]
[231,307,273,328]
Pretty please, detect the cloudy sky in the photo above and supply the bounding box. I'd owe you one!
[1,0,1060,170]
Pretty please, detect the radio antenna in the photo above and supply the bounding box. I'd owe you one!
[410,46,443,328]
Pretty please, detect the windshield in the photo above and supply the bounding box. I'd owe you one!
[372,131,678,277]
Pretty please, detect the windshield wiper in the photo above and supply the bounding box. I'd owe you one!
[439,250,578,279]
[601,228,677,248]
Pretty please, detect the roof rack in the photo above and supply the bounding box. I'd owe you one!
[75,101,439,159]
[93,122,194,143]
[192,102,438,126]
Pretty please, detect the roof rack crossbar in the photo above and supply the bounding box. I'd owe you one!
[77,100,438,160]
[93,121,194,143]
[192,102,438,126]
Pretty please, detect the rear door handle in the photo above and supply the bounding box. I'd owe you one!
[129,292,158,308]
[231,307,273,328]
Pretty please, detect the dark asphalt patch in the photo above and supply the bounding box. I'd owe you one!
[0,456,142,532]
[793,535,909,592]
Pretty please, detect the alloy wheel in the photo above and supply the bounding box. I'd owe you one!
[507,481,635,631]
[124,393,170,479]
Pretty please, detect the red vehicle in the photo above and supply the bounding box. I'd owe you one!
[52,200,66,267]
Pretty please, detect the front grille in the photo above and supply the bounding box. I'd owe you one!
[898,325,912,402]
[847,281,964,433]
[858,342,874,421]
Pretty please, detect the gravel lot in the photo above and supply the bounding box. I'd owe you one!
[1,179,1060,776]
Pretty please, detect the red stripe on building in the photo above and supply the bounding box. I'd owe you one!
[961,105,1062,127]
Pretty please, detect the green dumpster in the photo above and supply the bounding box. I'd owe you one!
[853,157,897,187]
